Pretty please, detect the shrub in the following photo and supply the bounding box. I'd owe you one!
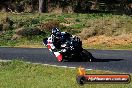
[39,20,60,32]
[11,34,22,40]
[78,28,97,39]
[1,17,14,31]
[15,27,45,37]
[14,18,40,28]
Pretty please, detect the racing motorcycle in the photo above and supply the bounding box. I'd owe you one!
[43,36,95,62]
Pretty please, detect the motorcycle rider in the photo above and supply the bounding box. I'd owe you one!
[43,28,94,62]
[51,27,72,49]
[44,27,82,52]
[51,28,62,49]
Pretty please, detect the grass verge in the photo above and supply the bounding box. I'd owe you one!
[83,44,132,50]
[0,60,131,88]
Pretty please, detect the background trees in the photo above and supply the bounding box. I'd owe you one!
[39,0,47,13]
[0,0,131,14]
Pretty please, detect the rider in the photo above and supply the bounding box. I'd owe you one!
[51,27,72,49]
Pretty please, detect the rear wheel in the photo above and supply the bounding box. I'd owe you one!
[81,49,95,62]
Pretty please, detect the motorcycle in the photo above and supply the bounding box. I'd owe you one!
[43,36,95,62]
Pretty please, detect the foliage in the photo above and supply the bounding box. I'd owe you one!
[0,0,131,14]
[39,20,60,32]
[15,27,45,37]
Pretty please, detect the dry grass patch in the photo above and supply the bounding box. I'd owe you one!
[79,16,132,39]
[83,33,132,48]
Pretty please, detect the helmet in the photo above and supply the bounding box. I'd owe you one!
[52,28,60,36]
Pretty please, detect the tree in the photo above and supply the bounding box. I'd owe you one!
[39,0,47,13]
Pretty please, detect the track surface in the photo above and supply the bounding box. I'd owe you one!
[0,47,132,73]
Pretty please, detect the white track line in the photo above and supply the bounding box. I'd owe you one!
[42,63,92,70]
[0,59,93,70]
[0,60,11,62]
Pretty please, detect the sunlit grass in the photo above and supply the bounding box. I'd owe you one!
[0,60,131,88]
[0,12,131,49]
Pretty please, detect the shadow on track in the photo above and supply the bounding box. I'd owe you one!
[64,49,124,62]
[92,58,123,62]
[65,58,123,62]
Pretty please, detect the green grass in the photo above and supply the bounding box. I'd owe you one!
[0,12,132,49]
[0,33,44,47]
[0,60,131,88]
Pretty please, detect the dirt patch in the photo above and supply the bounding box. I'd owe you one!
[83,33,132,47]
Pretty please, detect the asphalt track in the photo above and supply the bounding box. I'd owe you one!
[0,47,132,73]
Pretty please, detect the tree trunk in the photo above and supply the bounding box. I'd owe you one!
[39,0,47,13]
[91,0,99,10]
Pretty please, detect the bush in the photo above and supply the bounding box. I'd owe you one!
[14,18,40,28]
[0,30,15,41]
[78,28,97,39]
[11,34,22,40]
[15,27,45,37]
[1,17,14,31]
[39,20,60,32]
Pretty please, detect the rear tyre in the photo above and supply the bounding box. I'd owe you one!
[81,49,95,62]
